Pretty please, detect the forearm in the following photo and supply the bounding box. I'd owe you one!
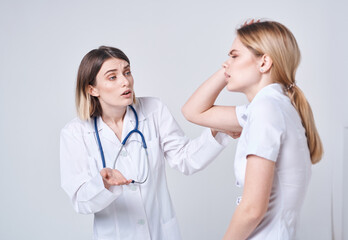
[223,204,264,240]
[182,68,226,122]
[165,128,229,175]
[63,173,123,214]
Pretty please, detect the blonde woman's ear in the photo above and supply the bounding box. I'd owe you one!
[260,54,273,73]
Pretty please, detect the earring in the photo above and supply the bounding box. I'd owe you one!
[260,68,264,72]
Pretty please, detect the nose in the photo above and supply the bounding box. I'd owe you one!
[222,60,229,69]
[120,75,130,87]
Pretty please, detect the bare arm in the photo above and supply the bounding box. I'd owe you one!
[182,68,242,133]
[222,155,275,240]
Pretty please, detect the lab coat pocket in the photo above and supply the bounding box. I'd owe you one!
[161,217,182,240]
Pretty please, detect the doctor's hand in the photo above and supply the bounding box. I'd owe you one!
[225,130,241,139]
[100,168,133,189]
[211,128,241,139]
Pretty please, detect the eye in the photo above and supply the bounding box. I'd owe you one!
[109,75,116,80]
[124,71,132,76]
[231,55,237,59]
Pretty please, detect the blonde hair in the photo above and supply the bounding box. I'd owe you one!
[237,21,323,164]
[75,46,135,120]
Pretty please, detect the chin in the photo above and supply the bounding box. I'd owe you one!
[226,84,238,92]
[126,97,134,105]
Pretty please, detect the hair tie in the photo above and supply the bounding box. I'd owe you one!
[286,83,296,91]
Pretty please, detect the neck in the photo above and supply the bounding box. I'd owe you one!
[245,75,273,102]
[101,106,127,126]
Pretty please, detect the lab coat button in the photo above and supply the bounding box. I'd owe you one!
[236,196,242,205]
[137,219,145,225]
[121,151,127,157]
[236,181,241,187]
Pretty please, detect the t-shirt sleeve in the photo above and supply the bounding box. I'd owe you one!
[245,100,286,162]
[235,104,248,128]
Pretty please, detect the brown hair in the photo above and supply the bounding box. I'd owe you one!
[75,46,135,120]
[237,21,323,164]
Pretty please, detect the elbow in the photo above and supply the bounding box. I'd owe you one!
[74,202,107,215]
[250,208,266,224]
[181,104,197,123]
[73,201,95,215]
[240,202,267,224]
[181,104,191,121]
[182,167,199,176]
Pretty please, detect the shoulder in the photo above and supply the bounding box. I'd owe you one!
[251,96,281,115]
[135,97,175,123]
[248,95,285,128]
[61,117,92,136]
[136,97,164,109]
[136,97,168,116]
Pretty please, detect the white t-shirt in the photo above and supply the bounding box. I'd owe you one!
[235,83,312,240]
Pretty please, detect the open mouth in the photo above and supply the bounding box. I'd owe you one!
[121,90,132,96]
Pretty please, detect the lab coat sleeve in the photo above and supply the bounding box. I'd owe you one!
[157,101,230,175]
[235,104,248,128]
[60,123,123,214]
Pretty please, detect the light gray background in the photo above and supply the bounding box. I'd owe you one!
[1,0,347,239]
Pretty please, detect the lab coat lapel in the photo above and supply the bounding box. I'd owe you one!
[121,106,134,144]
[98,116,119,145]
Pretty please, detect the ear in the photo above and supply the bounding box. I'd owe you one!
[88,85,99,97]
[259,54,273,73]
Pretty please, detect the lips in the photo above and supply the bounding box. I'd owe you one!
[224,72,231,78]
[121,89,132,96]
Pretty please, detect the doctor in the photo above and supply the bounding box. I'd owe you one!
[60,46,229,240]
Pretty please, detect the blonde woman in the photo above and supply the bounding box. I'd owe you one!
[60,46,229,240]
[182,20,323,239]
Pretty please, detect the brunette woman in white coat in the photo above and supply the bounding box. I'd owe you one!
[60,46,229,240]
[182,20,323,239]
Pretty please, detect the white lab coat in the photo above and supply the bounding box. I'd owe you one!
[60,97,229,240]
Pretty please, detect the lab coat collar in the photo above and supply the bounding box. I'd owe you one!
[87,100,147,144]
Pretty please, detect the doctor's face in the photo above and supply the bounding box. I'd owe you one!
[89,57,134,110]
[222,37,261,93]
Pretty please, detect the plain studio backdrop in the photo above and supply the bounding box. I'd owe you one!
[1,0,347,239]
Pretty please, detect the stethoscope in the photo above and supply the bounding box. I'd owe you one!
[94,105,149,184]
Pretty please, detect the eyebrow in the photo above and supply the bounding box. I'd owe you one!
[228,49,238,56]
[104,64,130,76]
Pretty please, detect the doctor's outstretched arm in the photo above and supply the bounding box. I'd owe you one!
[154,98,229,175]
[182,68,242,133]
[60,126,129,214]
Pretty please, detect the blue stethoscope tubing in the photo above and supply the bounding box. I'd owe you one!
[94,105,150,184]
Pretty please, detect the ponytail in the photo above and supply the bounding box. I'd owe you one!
[286,86,323,164]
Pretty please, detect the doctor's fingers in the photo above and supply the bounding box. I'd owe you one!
[106,169,132,185]
[106,178,132,186]
[100,168,114,179]
[225,131,241,139]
